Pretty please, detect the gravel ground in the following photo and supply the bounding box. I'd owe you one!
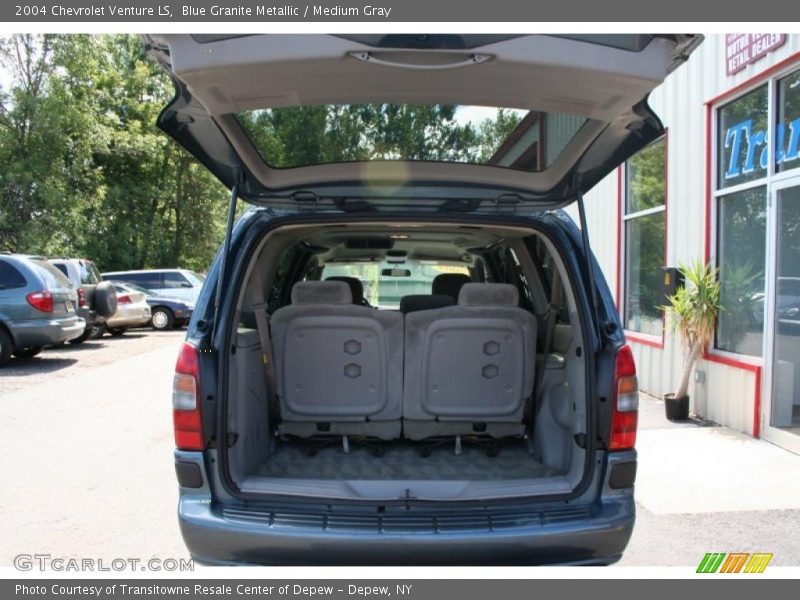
[0,329,187,566]
[0,329,186,395]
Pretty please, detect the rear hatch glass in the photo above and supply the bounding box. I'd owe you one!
[236,105,586,173]
[31,260,73,291]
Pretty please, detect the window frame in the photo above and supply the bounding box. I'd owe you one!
[709,61,800,361]
[618,132,668,348]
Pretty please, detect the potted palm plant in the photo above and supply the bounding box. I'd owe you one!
[662,260,721,421]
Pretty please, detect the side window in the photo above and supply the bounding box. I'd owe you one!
[504,248,534,311]
[137,273,164,289]
[163,272,190,289]
[53,263,69,278]
[0,260,27,289]
[268,245,304,313]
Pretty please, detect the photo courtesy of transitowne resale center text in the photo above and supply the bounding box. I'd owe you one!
[0,0,799,595]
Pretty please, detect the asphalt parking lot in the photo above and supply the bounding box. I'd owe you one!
[1,333,798,568]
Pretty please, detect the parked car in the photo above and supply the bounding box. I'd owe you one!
[145,33,702,566]
[104,283,152,336]
[102,269,205,304]
[0,253,86,366]
[115,282,194,330]
[48,257,117,343]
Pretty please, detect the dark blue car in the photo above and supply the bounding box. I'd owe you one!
[145,33,702,565]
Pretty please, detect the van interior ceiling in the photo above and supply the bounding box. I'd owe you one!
[224,222,589,502]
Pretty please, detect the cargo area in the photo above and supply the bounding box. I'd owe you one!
[222,221,591,501]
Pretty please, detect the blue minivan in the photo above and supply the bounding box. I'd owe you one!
[145,33,702,565]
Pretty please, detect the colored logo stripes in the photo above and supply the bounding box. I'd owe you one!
[697,552,773,573]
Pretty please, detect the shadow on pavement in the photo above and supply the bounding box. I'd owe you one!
[1,356,79,376]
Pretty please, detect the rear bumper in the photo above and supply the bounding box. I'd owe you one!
[12,316,86,346]
[178,495,633,566]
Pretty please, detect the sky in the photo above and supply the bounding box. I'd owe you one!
[453,105,526,127]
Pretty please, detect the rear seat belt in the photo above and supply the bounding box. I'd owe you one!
[249,266,280,433]
[532,266,561,429]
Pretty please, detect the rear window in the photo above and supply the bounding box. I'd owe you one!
[30,259,72,290]
[0,260,27,289]
[321,260,470,309]
[80,261,101,285]
[235,104,587,172]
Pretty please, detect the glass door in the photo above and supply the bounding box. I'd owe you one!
[763,180,800,454]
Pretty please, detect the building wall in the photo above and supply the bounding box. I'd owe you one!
[567,34,800,436]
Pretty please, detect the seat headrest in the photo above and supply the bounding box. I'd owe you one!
[325,276,364,305]
[458,283,519,307]
[291,281,352,305]
[431,273,471,302]
[399,294,455,314]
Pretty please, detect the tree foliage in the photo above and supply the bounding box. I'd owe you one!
[0,34,230,271]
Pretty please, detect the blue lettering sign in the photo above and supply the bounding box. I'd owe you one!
[725,119,751,179]
[725,116,800,180]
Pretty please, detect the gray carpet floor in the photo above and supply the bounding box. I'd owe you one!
[256,440,560,480]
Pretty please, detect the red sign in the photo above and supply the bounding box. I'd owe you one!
[726,34,787,76]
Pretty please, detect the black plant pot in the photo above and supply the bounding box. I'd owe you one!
[664,393,690,421]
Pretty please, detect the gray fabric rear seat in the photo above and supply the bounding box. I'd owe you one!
[271,280,403,440]
[402,283,537,440]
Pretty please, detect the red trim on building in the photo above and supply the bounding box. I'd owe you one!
[704,103,713,263]
[702,351,763,438]
[626,331,665,349]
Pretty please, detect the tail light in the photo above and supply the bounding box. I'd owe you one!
[172,343,204,451]
[77,288,86,307]
[610,344,638,451]
[117,294,131,304]
[26,290,53,313]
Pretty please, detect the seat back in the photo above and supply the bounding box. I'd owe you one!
[403,283,537,439]
[325,275,366,305]
[271,281,403,439]
[431,273,471,302]
[399,294,454,314]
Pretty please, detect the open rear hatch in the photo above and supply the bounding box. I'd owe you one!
[143,33,701,212]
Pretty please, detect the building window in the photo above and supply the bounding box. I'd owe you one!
[713,67,800,356]
[715,187,767,355]
[623,137,666,336]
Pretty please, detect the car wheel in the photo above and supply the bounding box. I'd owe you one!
[69,328,92,344]
[151,308,174,331]
[88,324,106,339]
[0,328,13,367]
[13,346,43,359]
[108,327,128,337]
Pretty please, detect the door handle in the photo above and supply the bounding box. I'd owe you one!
[348,51,492,70]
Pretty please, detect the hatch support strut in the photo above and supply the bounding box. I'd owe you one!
[213,179,240,342]
[576,186,603,344]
